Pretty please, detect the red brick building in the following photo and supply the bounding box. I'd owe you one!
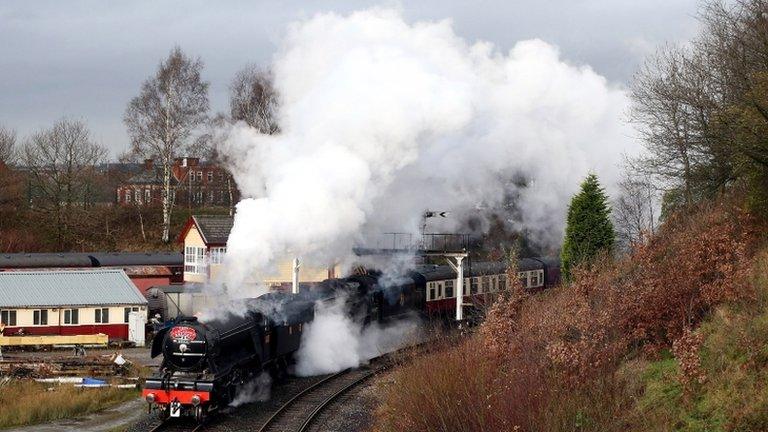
[116,157,237,208]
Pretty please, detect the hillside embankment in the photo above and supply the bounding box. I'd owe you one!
[373,196,768,432]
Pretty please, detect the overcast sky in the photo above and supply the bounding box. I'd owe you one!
[0,0,702,157]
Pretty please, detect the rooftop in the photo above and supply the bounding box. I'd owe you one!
[191,215,234,245]
[0,269,147,308]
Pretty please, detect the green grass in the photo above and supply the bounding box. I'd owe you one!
[0,380,138,429]
[627,248,768,432]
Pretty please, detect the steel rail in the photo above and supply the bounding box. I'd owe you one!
[256,369,351,432]
[297,368,379,432]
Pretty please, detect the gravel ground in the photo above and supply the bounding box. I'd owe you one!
[304,379,381,432]
[1,347,159,367]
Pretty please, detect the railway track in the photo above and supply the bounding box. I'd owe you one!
[257,366,379,432]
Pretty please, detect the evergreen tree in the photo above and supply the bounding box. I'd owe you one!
[561,173,615,281]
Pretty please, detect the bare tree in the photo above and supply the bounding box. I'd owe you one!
[614,173,658,250]
[21,119,107,248]
[0,125,21,217]
[229,65,279,134]
[124,46,209,243]
[0,125,16,165]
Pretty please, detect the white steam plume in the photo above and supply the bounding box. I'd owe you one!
[219,8,637,293]
[293,296,422,376]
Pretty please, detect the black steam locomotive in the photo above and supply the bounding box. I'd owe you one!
[142,274,421,421]
[142,259,558,421]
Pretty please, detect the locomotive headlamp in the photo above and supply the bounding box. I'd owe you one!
[179,343,188,353]
[145,393,156,403]
[191,394,201,406]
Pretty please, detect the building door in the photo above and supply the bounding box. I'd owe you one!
[128,312,146,347]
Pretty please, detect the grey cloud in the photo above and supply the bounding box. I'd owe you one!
[0,0,700,155]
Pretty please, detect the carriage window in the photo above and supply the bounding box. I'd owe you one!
[481,277,489,293]
[445,280,454,298]
[499,275,507,290]
[518,272,528,288]
[491,277,497,292]
[470,278,479,294]
[437,283,443,299]
[530,272,539,287]
[428,284,436,301]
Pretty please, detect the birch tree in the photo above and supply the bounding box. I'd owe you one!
[229,65,279,134]
[124,47,209,243]
[21,119,106,248]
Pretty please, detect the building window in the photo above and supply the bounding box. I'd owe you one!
[197,171,203,182]
[63,308,79,325]
[0,310,17,326]
[470,278,479,294]
[33,309,48,325]
[499,274,507,290]
[134,189,141,203]
[145,189,151,203]
[95,308,109,323]
[210,247,226,264]
[124,307,140,323]
[481,276,489,293]
[125,190,131,203]
[184,246,207,274]
[445,280,454,298]
[207,172,213,183]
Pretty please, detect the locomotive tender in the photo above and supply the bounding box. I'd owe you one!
[142,258,559,421]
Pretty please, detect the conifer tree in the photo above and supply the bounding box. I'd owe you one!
[561,173,615,281]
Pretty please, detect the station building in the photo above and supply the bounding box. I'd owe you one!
[179,215,337,289]
[0,269,147,341]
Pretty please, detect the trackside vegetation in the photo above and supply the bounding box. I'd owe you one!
[372,193,767,432]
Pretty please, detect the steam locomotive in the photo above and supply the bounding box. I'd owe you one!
[141,259,559,421]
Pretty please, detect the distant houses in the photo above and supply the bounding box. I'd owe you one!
[116,157,238,208]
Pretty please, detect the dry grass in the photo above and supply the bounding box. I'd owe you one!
[0,380,137,429]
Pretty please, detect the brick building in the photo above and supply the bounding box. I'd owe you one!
[116,157,237,208]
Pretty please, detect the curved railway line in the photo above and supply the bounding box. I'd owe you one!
[257,366,379,432]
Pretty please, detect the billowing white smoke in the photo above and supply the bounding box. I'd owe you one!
[219,8,636,294]
[229,372,272,407]
[293,296,421,376]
